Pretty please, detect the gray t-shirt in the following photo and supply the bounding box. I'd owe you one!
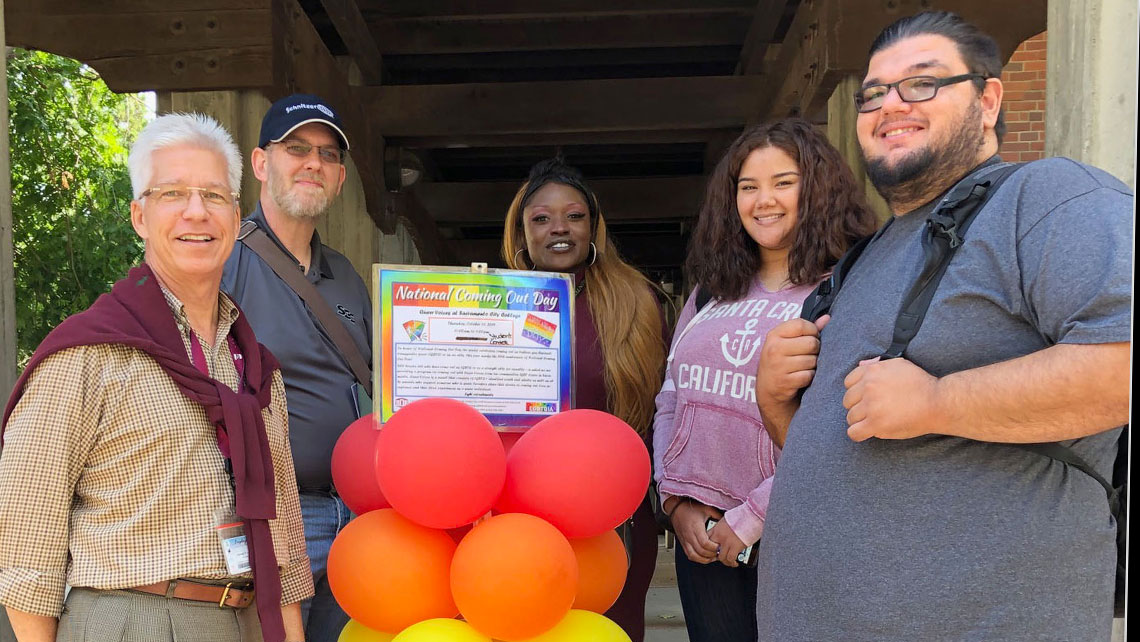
[222,204,373,491]
[755,157,1131,641]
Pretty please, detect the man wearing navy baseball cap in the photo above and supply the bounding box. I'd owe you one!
[222,94,373,642]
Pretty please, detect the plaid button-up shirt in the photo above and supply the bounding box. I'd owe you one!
[0,289,313,617]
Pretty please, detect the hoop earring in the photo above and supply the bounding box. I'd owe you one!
[514,248,534,270]
[587,242,598,267]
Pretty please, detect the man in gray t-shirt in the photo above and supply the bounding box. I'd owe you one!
[221,94,371,642]
[754,12,1130,641]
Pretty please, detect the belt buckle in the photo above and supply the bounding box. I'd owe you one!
[218,581,234,608]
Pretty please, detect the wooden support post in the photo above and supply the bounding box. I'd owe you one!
[2,0,19,403]
[826,75,890,221]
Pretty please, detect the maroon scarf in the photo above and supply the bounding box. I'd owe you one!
[2,263,286,642]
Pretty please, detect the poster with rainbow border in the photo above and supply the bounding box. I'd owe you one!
[374,264,574,429]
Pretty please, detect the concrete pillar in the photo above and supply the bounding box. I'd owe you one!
[1,0,18,405]
[1046,0,1138,189]
[826,75,891,222]
[1046,11,1135,638]
[158,90,384,287]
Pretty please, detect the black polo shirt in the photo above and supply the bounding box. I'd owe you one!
[221,204,372,491]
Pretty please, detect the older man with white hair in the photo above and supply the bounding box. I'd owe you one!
[0,113,312,642]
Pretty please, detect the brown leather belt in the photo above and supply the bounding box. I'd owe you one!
[129,579,254,608]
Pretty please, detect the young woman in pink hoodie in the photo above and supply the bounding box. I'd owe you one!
[652,119,876,641]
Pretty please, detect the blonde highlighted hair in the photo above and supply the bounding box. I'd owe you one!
[501,167,667,436]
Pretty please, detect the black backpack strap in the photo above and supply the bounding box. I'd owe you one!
[694,285,714,312]
[1011,442,1114,498]
[799,228,886,323]
[881,162,1022,358]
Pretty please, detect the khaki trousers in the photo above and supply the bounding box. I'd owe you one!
[56,587,262,642]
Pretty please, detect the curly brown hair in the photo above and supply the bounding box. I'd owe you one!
[685,118,878,300]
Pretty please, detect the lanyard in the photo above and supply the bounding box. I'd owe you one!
[188,330,244,467]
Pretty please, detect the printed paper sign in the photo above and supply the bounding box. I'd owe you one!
[375,266,575,428]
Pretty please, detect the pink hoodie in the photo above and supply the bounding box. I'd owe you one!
[652,279,815,545]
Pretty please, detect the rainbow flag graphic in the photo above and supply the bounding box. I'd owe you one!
[521,314,556,347]
[402,319,425,341]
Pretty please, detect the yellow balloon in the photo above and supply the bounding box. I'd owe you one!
[515,610,631,642]
[339,619,396,642]
[392,619,493,642]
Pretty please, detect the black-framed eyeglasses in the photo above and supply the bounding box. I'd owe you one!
[854,73,989,113]
[268,140,345,165]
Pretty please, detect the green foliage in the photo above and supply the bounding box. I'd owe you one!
[6,49,149,362]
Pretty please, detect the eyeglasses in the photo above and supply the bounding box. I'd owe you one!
[139,184,238,210]
[268,140,345,165]
[854,73,989,113]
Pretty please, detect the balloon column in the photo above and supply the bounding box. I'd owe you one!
[328,401,649,641]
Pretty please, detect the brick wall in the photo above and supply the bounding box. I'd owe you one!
[999,31,1047,162]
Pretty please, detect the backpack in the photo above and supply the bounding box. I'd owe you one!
[694,285,715,312]
[801,161,1128,617]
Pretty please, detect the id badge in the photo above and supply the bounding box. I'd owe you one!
[215,512,251,575]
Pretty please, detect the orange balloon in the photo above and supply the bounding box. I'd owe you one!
[568,530,628,613]
[450,513,578,641]
[327,509,458,633]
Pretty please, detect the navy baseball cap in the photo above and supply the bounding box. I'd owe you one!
[258,93,350,151]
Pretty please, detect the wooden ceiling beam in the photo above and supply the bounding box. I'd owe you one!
[12,0,266,11]
[388,129,732,150]
[756,0,1047,122]
[450,234,687,269]
[415,176,707,225]
[368,10,751,54]
[4,1,274,92]
[270,0,396,234]
[359,0,755,19]
[386,46,740,71]
[317,0,383,84]
[735,0,789,75]
[371,76,767,140]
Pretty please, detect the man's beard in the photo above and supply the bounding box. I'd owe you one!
[863,101,986,211]
[267,163,333,220]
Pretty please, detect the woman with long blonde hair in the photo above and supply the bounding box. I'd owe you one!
[501,158,667,642]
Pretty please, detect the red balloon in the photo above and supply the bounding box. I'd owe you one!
[499,431,524,457]
[375,398,506,529]
[332,414,390,516]
[496,410,650,538]
[327,509,458,633]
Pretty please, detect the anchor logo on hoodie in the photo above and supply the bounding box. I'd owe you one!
[719,318,763,368]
